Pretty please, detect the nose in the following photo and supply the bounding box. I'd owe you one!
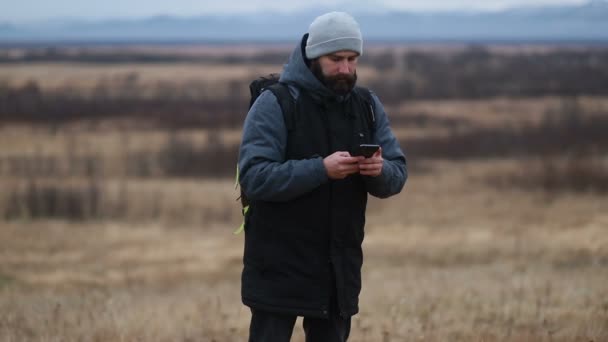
[337,60,350,74]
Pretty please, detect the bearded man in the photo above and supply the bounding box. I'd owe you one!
[237,11,408,342]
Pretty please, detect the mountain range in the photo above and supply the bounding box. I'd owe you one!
[1,1,608,43]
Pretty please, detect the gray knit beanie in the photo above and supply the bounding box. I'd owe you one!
[305,12,363,59]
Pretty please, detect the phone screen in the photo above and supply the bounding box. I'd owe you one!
[359,144,380,158]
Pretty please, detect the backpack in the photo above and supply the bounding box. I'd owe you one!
[234,74,376,234]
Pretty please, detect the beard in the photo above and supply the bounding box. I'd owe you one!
[310,60,357,96]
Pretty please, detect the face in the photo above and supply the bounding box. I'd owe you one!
[311,50,359,96]
[318,51,359,77]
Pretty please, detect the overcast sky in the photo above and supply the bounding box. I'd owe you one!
[0,0,590,23]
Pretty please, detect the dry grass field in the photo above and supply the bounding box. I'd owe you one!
[1,161,607,341]
[1,45,608,341]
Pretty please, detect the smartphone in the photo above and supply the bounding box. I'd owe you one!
[359,144,380,158]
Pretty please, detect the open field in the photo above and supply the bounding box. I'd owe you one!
[1,94,607,160]
[0,62,378,93]
[1,43,608,341]
[1,161,607,341]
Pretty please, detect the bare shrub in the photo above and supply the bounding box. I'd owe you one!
[488,153,608,194]
[4,178,101,220]
[404,97,608,160]
[0,154,102,178]
[537,155,608,193]
[0,79,249,129]
[157,131,237,178]
[398,46,608,99]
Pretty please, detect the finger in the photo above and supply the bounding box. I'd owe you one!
[373,147,383,158]
[359,165,380,173]
[367,156,383,164]
[342,164,362,174]
[360,162,382,173]
[359,167,375,175]
[358,158,377,164]
[342,156,364,164]
[359,160,382,167]
[360,165,381,175]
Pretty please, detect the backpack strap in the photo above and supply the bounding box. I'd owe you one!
[249,73,280,108]
[267,82,296,131]
[234,82,295,235]
[353,86,377,141]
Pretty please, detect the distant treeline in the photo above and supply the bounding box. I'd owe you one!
[370,47,608,102]
[0,80,249,128]
[2,47,608,127]
[0,47,290,65]
[406,99,608,160]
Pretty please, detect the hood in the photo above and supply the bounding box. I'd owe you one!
[279,34,350,102]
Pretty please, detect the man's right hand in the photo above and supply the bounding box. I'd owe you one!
[323,151,364,179]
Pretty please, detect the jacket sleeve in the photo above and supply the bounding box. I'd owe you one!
[238,90,329,202]
[364,92,408,198]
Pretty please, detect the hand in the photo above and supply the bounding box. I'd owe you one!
[323,151,364,179]
[359,147,383,177]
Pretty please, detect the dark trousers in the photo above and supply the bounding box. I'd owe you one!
[248,309,351,342]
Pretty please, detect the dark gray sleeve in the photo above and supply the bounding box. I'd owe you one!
[238,91,329,202]
[364,92,408,198]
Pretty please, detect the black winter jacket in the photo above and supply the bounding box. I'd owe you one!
[238,35,407,318]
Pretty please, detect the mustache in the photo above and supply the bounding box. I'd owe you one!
[310,60,357,95]
[324,72,357,96]
[325,73,356,83]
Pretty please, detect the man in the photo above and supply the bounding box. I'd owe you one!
[238,11,407,342]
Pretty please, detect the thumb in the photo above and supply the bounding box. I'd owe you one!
[373,147,383,158]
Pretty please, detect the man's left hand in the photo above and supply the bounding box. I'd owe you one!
[358,147,383,177]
